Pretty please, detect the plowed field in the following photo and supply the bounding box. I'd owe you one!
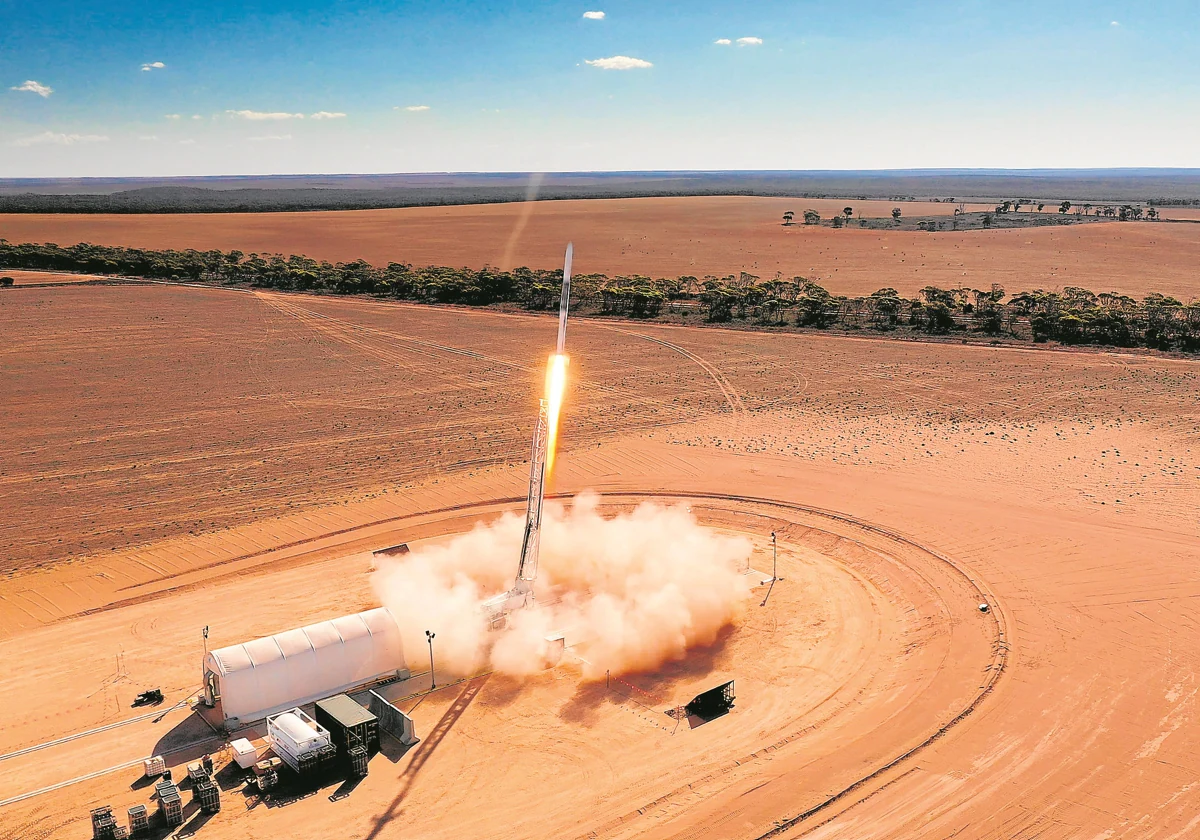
[3,196,1199,299]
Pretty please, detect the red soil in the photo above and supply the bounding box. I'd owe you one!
[1,284,1198,839]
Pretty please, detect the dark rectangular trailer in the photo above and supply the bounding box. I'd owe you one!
[315,694,379,762]
[685,680,735,720]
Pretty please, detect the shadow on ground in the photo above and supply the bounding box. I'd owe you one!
[559,625,735,725]
[363,675,490,840]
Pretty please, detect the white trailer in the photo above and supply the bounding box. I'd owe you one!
[266,709,331,774]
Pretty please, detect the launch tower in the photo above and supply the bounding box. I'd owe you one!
[481,244,572,627]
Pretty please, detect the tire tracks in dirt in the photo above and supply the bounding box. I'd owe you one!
[590,323,748,429]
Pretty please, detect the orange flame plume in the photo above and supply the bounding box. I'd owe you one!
[544,352,569,479]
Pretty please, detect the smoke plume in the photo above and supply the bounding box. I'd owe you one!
[372,493,753,679]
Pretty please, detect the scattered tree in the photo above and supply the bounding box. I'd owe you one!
[892,208,902,222]
[923,302,955,334]
[867,287,902,329]
[1059,201,1072,215]
[782,211,795,225]
[803,208,820,225]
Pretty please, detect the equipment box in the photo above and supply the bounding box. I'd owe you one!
[315,694,379,759]
[230,737,257,769]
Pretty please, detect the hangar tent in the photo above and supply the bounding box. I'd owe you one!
[203,607,408,725]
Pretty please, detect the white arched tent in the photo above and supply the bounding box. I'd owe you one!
[203,608,408,725]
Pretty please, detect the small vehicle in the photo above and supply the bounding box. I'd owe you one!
[133,688,164,706]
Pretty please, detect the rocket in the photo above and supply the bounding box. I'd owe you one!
[513,242,573,591]
[481,242,574,627]
[557,242,573,354]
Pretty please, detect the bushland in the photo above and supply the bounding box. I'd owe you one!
[2,240,1197,352]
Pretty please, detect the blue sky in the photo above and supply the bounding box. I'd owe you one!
[2,1,1198,177]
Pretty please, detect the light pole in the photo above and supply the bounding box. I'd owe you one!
[425,630,436,690]
[762,531,782,608]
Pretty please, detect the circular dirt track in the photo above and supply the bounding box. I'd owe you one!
[356,492,1007,840]
[0,492,1006,840]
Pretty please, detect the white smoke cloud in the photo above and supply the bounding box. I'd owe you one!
[373,493,753,680]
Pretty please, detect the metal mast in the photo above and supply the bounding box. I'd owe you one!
[515,399,549,592]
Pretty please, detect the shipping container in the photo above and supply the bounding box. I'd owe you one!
[314,693,379,760]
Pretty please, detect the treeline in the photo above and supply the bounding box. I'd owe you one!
[2,240,1198,352]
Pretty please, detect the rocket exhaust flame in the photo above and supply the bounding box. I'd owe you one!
[546,242,572,479]
[544,352,568,480]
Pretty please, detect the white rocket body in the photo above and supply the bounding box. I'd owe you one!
[556,242,573,354]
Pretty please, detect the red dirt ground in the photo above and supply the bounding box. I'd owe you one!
[0,269,106,285]
[3,196,1199,300]
[1,284,1198,839]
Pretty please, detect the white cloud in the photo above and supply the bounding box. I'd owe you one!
[714,38,732,45]
[398,104,431,112]
[165,114,181,119]
[736,36,763,46]
[582,10,605,20]
[12,131,108,147]
[1111,20,1119,26]
[226,109,305,120]
[585,55,653,70]
[11,80,53,97]
[140,61,166,72]
[178,139,196,145]
[138,135,159,142]
[310,111,346,120]
[248,134,292,142]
